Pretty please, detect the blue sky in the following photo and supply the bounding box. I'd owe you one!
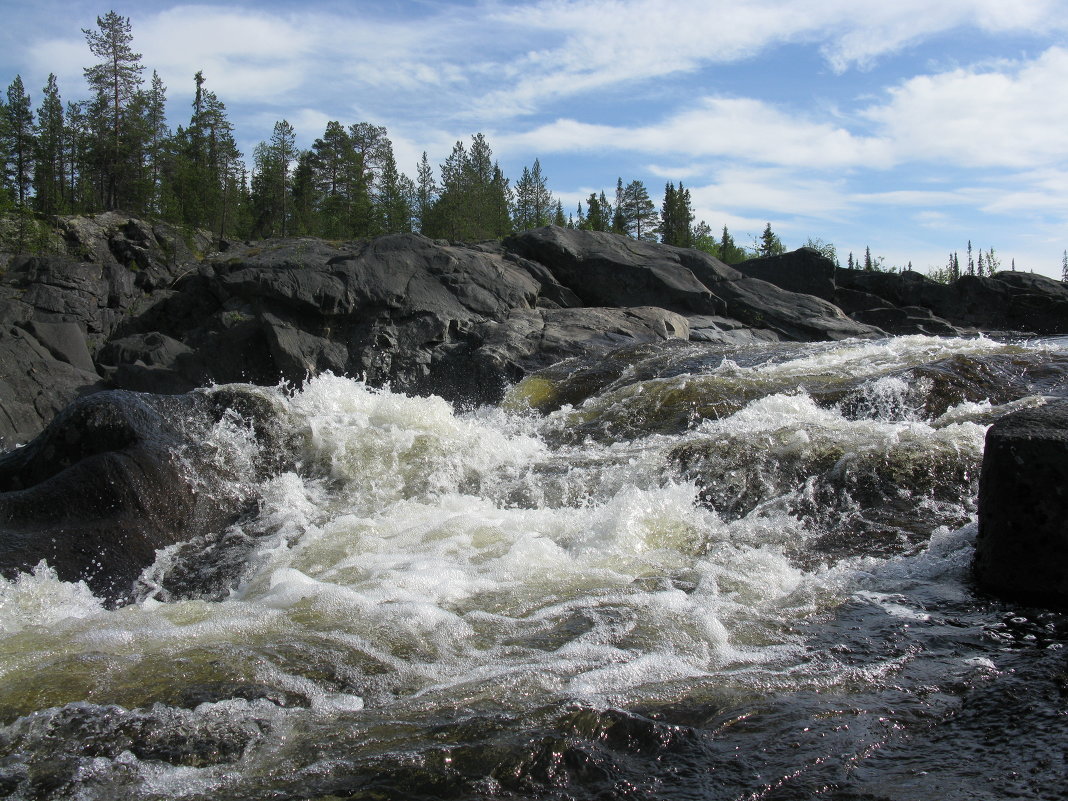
[2,0,1067,277]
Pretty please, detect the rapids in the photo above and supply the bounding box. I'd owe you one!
[1,334,1067,800]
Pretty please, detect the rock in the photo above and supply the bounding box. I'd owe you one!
[23,320,97,372]
[0,385,289,605]
[506,228,883,342]
[850,306,962,336]
[504,227,723,315]
[734,247,837,301]
[974,401,1068,607]
[0,325,104,449]
[836,269,1068,335]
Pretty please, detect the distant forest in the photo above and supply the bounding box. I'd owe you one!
[0,11,1031,282]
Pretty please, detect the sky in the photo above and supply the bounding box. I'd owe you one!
[1,0,1067,278]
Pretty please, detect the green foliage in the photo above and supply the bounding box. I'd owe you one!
[512,158,554,231]
[660,182,694,248]
[803,236,838,266]
[756,222,785,258]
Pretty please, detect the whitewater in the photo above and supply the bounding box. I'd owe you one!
[0,334,1066,800]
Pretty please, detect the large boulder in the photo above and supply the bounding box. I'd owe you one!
[974,401,1068,607]
[506,228,883,342]
[733,247,837,301]
[0,386,289,605]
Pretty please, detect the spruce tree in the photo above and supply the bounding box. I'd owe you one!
[4,75,34,208]
[718,226,746,264]
[414,151,437,234]
[758,223,784,258]
[660,182,694,247]
[512,158,553,231]
[864,245,873,271]
[1062,250,1068,283]
[34,74,66,215]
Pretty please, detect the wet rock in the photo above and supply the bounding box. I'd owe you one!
[0,385,289,605]
[850,305,962,336]
[975,400,1068,607]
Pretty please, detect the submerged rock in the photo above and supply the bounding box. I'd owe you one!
[975,401,1068,607]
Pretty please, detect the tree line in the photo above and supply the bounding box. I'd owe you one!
[0,10,777,264]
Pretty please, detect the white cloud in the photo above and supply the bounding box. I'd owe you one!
[862,46,1068,168]
[499,97,888,168]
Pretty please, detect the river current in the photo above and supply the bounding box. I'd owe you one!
[1,334,1067,800]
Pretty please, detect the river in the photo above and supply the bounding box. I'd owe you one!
[1,334,1066,800]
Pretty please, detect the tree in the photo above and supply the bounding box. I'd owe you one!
[512,158,554,231]
[660,182,694,248]
[141,70,168,216]
[553,199,566,227]
[1062,250,1068,283]
[967,240,974,276]
[414,151,437,233]
[250,119,296,237]
[375,138,414,234]
[987,247,1001,274]
[758,223,785,258]
[863,246,873,271]
[34,73,66,215]
[82,11,144,209]
[718,225,747,264]
[3,75,34,208]
[803,236,838,266]
[581,190,611,232]
[617,179,658,240]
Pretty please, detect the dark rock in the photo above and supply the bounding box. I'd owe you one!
[0,326,104,449]
[505,228,882,342]
[734,247,837,301]
[837,269,1068,335]
[23,320,97,372]
[975,400,1068,607]
[504,227,723,315]
[850,305,962,336]
[0,386,288,605]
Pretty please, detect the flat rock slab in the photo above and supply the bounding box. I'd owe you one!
[975,400,1068,607]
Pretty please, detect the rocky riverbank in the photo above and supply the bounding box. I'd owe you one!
[3,213,1068,607]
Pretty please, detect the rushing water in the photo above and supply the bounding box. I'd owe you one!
[1,335,1067,800]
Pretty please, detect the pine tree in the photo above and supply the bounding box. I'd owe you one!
[4,75,34,208]
[977,251,985,277]
[82,11,144,210]
[864,245,873,271]
[1062,250,1068,283]
[967,240,974,276]
[611,178,626,234]
[848,252,854,270]
[618,179,657,240]
[34,73,66,215]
